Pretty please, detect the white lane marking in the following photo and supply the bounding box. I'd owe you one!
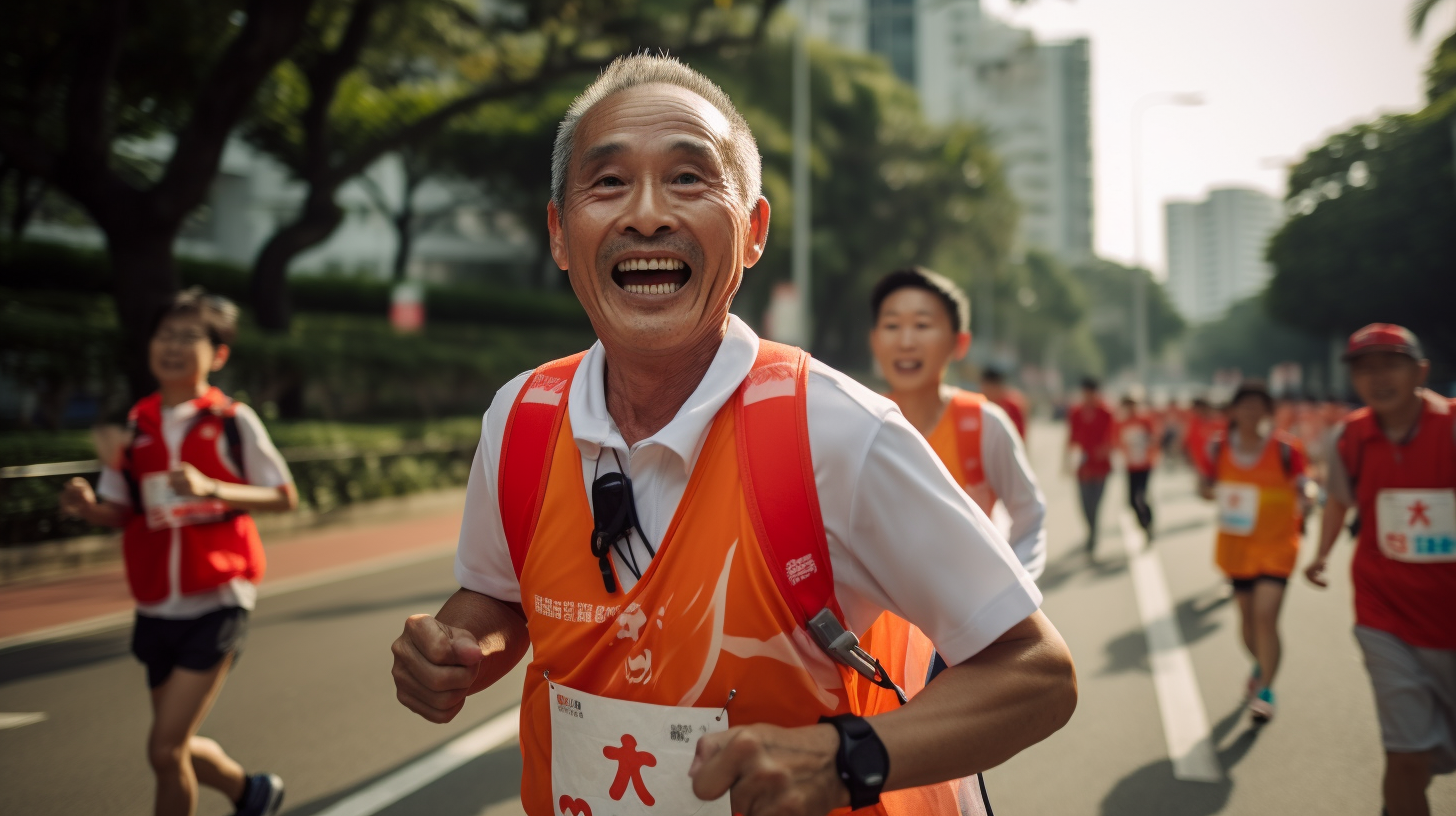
[315,705,521,816]
[1121,509,1223,783]
[0,712,47,730]
[0,543,455,653]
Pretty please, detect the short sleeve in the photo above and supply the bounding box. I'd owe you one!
[453,371,533,604]
[978,402,1047,580]
[231,404,293,488]
[805,365,1041,667]
[96,466,131,507]
[1325,425,1355,506]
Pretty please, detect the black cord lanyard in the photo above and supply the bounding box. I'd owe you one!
[590,449,654,589]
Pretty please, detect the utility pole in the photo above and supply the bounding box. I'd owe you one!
[791,0,814,349]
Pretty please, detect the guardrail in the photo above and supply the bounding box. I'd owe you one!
[0,441,479,547]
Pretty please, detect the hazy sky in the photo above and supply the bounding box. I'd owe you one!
[978,0,1452,277]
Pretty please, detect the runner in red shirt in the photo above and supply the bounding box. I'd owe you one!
[1067,378,1115,554]
[1184,397,1225,475]
[1117,392,1160,539]
[1304,324,1456,816]
[980,367,1028,442]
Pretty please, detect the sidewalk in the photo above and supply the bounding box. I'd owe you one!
[0,502,465,648]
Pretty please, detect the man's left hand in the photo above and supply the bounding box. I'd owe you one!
[689,723,848,816]
[169,463,219,498]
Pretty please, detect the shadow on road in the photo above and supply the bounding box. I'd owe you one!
[1099,586,1230,676]
[283,731,524,816]
[0,626,132,686]
[1153,516,1214,538]
[1099,703,1262,816]
[1037,543,1128,593]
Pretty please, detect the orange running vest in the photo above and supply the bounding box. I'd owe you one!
[925,390,997,514]
[499,343,972,816]
[1210,432,1303,580]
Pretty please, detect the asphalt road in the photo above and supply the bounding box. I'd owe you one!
[2,421,1453,815]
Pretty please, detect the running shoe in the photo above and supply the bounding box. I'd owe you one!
[1244,663,1261,701]
[234,773,285,816]
[1248,687,1276,724]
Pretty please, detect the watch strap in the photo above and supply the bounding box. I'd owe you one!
[820,713,888,810]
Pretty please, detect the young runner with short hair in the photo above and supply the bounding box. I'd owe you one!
[979,366,1028,442]
[1117,392,1160,539]
[1199,380,1310,723]
[867,267,1048,578]
[60,288,294,816]
[1305,324,1456,816]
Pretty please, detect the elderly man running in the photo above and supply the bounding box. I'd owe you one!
[390,55,1076,816]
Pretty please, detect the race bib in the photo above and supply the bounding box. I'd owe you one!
[1376,489,1456,563]
[141,472,229,531]
[550,681,730,816]
[1215,483,1260,536]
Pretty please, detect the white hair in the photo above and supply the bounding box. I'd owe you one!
[551,54,762,217]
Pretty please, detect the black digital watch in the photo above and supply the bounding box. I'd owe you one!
[820,713,889,810]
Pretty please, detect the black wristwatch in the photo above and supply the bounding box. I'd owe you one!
[820,713,889,810]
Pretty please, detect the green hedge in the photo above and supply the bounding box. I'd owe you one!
[0,240,591,329]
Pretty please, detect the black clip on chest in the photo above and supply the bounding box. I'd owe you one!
[807,608,909,705]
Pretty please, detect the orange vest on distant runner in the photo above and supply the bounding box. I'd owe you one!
[926,390,997,514]
[1211,432,1303,580]
[499,344,969,816]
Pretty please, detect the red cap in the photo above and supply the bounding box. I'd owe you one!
[1343,323,1424,361]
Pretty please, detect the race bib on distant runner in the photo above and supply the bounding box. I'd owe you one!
[550,681,730,816]
[141,472,229,531]
[1122,425,1151,467]
[1215,483,1260,536]
[1376,489,1456,563]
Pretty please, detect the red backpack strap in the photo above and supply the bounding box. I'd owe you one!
[735,341,838,628]
[497,352,588,579]
[736,341,908,703]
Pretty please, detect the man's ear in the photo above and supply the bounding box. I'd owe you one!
[1418,359,1432,387]
[741,197,772,269]
[210,344,231,372]
[547,200,569,271]
[953,331,972,361]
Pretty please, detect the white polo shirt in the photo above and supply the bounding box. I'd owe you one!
[455,316,1041,665]
[970,400,1048,580]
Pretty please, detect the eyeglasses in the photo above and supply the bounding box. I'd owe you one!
[590,453,654,593]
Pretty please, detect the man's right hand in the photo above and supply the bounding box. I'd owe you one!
[391,614,487,723]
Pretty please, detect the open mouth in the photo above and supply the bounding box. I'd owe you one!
[613,257,691,296]
[892,360,925,374]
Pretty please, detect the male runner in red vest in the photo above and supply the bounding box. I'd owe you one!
[1068,377,1115,554]
[980,367,1029,442]
[1304,324,1456,816]
[389,55,1075,816]
[59,289,294,816]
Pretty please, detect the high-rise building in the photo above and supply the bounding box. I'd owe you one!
[806,0,1093,263]
[1165,187,1285,323]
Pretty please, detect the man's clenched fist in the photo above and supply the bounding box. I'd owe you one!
[688,722,849,816]
[391,614,488,723]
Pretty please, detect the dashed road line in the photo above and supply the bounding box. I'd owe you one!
[0,712,47,730]
[1120,509,1223,783]
[314,705,521,816]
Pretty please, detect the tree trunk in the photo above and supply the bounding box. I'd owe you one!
[250,193,344,331]
[107,232,180,402]
[392,206,413,283]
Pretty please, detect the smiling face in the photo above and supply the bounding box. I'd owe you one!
[869,287,970,394]
[1349,352,1428,416]
[1229,394,1271,432]
[547,83,769,357]
[149,314,228,389]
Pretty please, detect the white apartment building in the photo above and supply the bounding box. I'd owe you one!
[805,0,1093,263]
[1165,187,1284,323]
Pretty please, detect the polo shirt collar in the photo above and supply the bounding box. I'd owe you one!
[568,314,761,470]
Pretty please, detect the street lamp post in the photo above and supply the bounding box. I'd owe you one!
[1130,92,1203,384]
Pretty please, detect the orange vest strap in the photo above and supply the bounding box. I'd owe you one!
[499,352,587,578]
[949,391,987,486]
[734,341,844,629]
